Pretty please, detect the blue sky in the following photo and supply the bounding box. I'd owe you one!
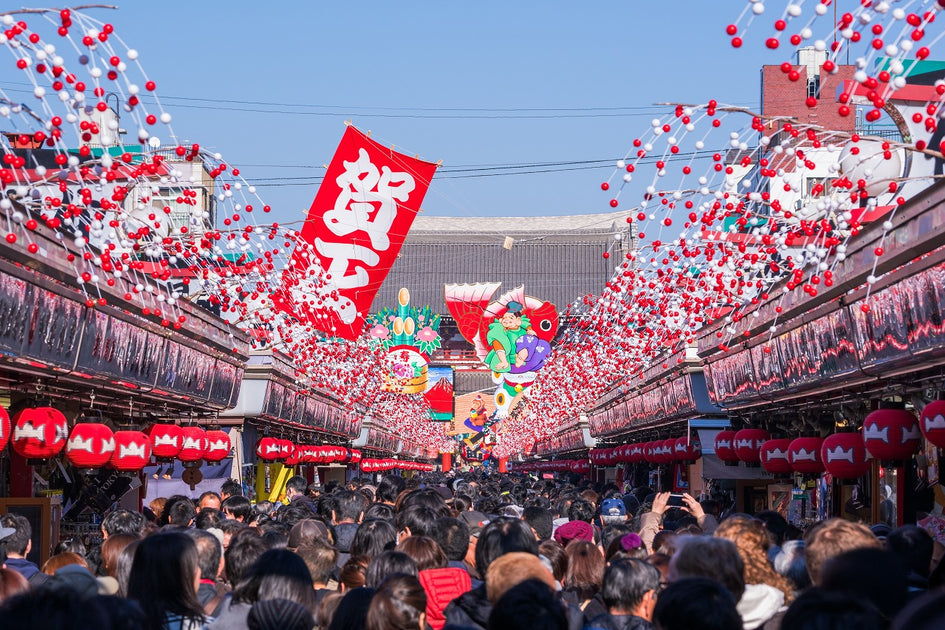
[94,1,791,226]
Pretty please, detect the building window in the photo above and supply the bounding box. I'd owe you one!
[807,176,828,197]
[807,74,821,99]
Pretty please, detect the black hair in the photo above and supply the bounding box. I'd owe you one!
[755,510,789,547]
[232,548,318,613]
[184,528,222,581]
[487,578,567,630]
[0,587,112,630]
[295,539,338,586]
[363,503,395,522]
[601,558,660,612]
[781,588,884,630]
[399,489,449,514]
[221,495,254,522]
[0,513,31,556]
[567,499,595,524]
[278,505,316,529]
[395,505,440,537]
[225,531,269,586]
[375,476,406,504]
[432,517,470,562]
[101,509,144,538]
[328,586,376,630]
[820,548,908,621]
[886,524,934,579]
[221,479,243,498]
[522,507,553,541]
[653,577,742,630]
[475,516,539,580]
[365,551,418,588]
[195,508,225,530]
[127,531,205,630]
[285,475,308,495]
[350,519,398,560]
[670,536,746,602]
[167,499,197,527]
[333,491,366,523]
[365,574,426,630]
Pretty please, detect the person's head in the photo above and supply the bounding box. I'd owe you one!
[365,551,418,588]
[780,587,884,630]
[0,567,28,603]
[127,531,204,630]
[221,495,254,523]
[715,514,794,603]
[198,491,222,512]
[486,551,557,604]
[333,490,366,524]
[552,519,595,548]
[184,528,223,582]
[365,574,426,630]
[653,577,742,630]
[522,506,553,540]
[804,518,881,586]
[669,536,745,602]
[395,505,440,538]
[0,514,28,560]
[167,498,197,528]
[600,497,628,526]
[116,539,141,597]
[819,547,908,622]
[601,558,662,619]
[487,578,567,630]
[395,536,447,571]
[339,555,370,592]
[651,530,678,555]
[376,476,406,505]
[476,516,540,580]
[538,539,568,583]
[754,510,789,547]
[101,533,138,579]
[42,551,88,576]
[886,524,934,579]
[54,537,87,557]
[567,499,595,524]
[285,476,308,500]
[225,530,269,586]
[431,516,469,562]
[329,586,376,630]
[287,518,333,550]
[606,532,648,562]
[247,598,315,630]
[295,539,338,587]
[0,585,113,629]
[563,540,605,600]
[351,519,397,560]
[101,509,145,539]
[232,548,318,613]
[221,479,243,500]
[195,508,225,531]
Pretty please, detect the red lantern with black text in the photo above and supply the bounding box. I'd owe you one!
[178,426,207,463]
[919,401,945,449]
[788,437,825,475]
[203,430,231,462]
[734,429,770,464]
[714,430,739,464]
[111,430,151,471]
[863,409,921,461]
[12,407,68,459]
[759,439,793,475]
[66,423,115,468]
[149,423,183,459]
[821,433,871,479]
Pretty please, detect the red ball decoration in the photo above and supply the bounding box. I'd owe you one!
[919,401,945,448]
[714,430,740,463]
[734,429,771,464]
[257,437,284,462]
[203,430,231,462]
[111,430,152,471]
[0,405,10,452]
[12,407,68,458]
[674,436,702,463]
[863,409,921,461]
[760,439,794,475]
[66,423,115,468]
[788,437,825,475]
[177,426,207,462]
[821,433,871,479]
[149,423,183,459]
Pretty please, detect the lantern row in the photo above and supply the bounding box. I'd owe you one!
[255,437,362,466]
[359,459,436,473]
[518,460,592,475]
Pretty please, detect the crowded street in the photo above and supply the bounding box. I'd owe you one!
[2,2,945,629]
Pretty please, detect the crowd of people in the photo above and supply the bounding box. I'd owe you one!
[0,471,943,630]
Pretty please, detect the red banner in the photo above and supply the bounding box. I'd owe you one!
[273,125,438,339]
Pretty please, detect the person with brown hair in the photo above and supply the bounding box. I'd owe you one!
[101,534,139,580]
[366,574,427,630]
[485,552,557,604]
[395,536,447,572]
[339,555,370,592]
[715,515,792,629]
[41,552,89,576]
[804,518,881,586]
[563,540,607,622]
[539,539,569,586]
[0,567,28,603]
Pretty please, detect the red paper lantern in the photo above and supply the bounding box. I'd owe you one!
[571,460,590,474]
[643,441,659,463]
[0,405,10,452]
[734,429,770,464]
[203,430,231,462]
[659,438,677,464]
[821,433,871,479]
[111,430,151,471]
[863,409,921,461]
[628,443,645,464]
[149,424,183,459]
[257,437,284,462]
[759,439,793,475]
[12,407,68,458]
[178,426,207,462]
[350,449,362,464]
[285,445,301,466]
[674,436,702,463]
[788,437,825,475]
[920,401,945,448]
[279,439,294,460]
[66,423,115,468]
[714,430,740,464]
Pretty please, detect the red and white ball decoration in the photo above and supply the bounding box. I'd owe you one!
[177,426,208,463]
[920,401,945,449]
[12,407,68,459]
[149,424,184,460]
[863,409,921,462]
[65,422,115,468]
[759,438,793,476]
[111,430,152,471]
[734,429,770,465]
[203,430,232,462]
[788,437,825,475]
[821,433,871,479]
